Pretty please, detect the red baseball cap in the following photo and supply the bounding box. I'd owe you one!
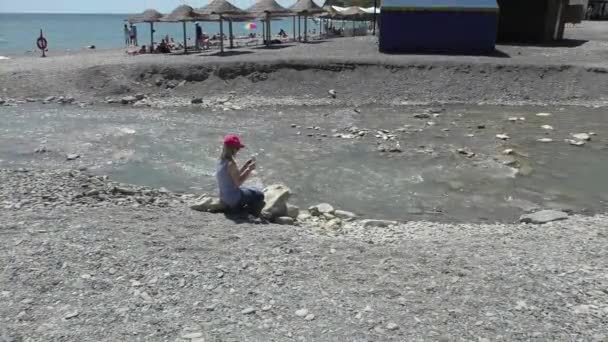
[223,134,245,149]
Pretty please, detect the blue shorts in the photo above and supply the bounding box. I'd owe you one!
[234,187,265,216]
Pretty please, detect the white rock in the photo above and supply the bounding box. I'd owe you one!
[541,125,553,130]
[304,314,315,321]
[325,218,342,230]
[507,117,518,122]
[190,196,226,212]
[566,139,585,146]
[536,112,552,117]
[537,138,553,143]
[361,219,398,228]
[334,210,357,220]
[64,311,79,319]
[502,149,514,155]
[386,322,399,331]
[182,332,204,339]
[328,89,337,98]
[241,307,256,315]
[66,154,80,161]
[297,212,312,221]
[520,210,568,224]
[262,184,291,219]
[571,133,591,141]
[495,134,510,140]
[295,309,308,317]
[309,203,335,216]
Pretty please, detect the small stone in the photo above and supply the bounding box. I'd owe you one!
[496,134,510,140]
[536,112,552,117]
[286,204,300,219]
[295,309,309,317]
[541,125,553,130]
[182,332,204,339]
[304,314,315,321]
[66,154,80,161]
[477,124,486,129]
[414,113,430,119]
[537,138,553,143]
[291,124,297,128]
[328,89,337,98]
[154,79,164,86]
[120,96,137,104]
[386,322,399,331]
[44,96,56,102]
[520,210,568,224]
[275,216,295,225]
[508,117,518,122]
[64,311,79,319]
[334,210,357,220]
[191,98,203,104]
[325,218,342,230]
[571,133,591,141]
[503,149,514,155]
[261,305,272,311]
[241,307,256,315]
[134,94,145,101]
[309,203,335,216]
[361,219,398,228]
[566,139,585,146]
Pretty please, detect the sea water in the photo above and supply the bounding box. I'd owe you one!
[0,13,322,55]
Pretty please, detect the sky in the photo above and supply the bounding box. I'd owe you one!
[0,0,320,14]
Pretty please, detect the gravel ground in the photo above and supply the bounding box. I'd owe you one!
[1,169,607,341]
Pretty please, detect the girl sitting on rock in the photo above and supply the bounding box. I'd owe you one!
[216,135,265,217]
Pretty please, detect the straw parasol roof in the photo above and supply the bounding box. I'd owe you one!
[161,5,211,22]
[339,6,366,16]
[128,9,163,23]
[290,0,325,14]
[198,0,248,15]
[247,0,293,15]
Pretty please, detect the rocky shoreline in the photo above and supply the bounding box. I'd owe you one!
[2,168,608,341]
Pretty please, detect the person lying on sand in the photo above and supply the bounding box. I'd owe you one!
[216,135,265,218]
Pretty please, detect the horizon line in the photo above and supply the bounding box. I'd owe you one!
[0,11,139,15]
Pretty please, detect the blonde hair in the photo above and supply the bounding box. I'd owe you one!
[220,145,238,161]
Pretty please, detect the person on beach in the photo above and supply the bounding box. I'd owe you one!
[130,24,138,46]
[123,24,130,47]
[195,23,203,50]
[216,135,265,218]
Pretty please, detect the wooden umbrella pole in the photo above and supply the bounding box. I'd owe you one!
[150,22,154,52]
[293,16,296,42]
[298,15,301,41]
[304,14,308,42]
[183,21,187,54]
[229,20,234,49]
[319,17,322,39]
[262,19,266,44]
[219,16,224,54]
[266,13,271,46]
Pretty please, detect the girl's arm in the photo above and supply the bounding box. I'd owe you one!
[228,161,253,187]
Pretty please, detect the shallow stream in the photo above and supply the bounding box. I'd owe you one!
[1,103,607,222]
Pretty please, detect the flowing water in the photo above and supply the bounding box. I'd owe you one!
[1,103,607,222]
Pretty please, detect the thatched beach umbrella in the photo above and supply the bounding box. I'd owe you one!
[161,5,212,54]
[247,0,293,46]
[290,0,324,42]
[198,0,250,52]
[128,9,163,50]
